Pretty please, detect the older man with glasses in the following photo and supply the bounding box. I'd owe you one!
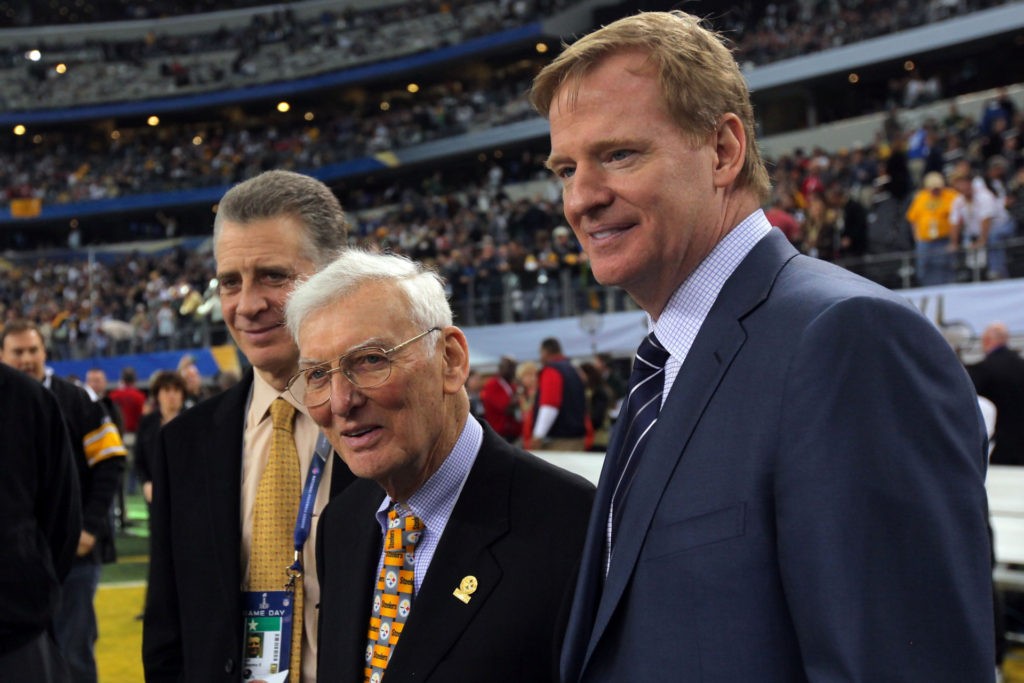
[284,248,594,683]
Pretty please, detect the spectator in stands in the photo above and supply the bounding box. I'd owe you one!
[579,360,611,449]
[800,191,838,259]
[480,355,522,442]
[906,171,960,286]
[134,371,187,504]
[465,368,486,422]
[983,155,1017,279]
[85,367,127,529]
[1,319,126,683]
[176,354,209,407]
[764,190,803,246]
[85,368,124,431]
[109,367,146,441]
[515,360,539,449]
[950,164,999,279]
[826,179,869,258]
[0,363,81,683]
[531,10,994,681]
[532,336,587,451]
[968,321,1024,466]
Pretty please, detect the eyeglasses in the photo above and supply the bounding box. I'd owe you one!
[286,328,441,407]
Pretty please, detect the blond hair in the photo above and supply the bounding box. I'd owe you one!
[530,10,770,202]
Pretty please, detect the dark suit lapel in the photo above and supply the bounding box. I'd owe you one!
[322,481,386,681]
[385,425,512,680]
[580,230,799,675]
[204,372,250,593]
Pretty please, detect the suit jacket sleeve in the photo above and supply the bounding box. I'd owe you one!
[774,296,992,679]
[143,427,183,681]
[40,388,82,582]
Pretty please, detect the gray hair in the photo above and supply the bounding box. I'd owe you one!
[213,170,350,268]
[286,248,452,344]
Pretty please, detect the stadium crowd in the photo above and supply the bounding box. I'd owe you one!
[1,0,1023,360]
[0,0,1013,111]
[1,71,540,206]
[3,86,1023,361]
[2,0,1019,210]
[0,0,569,111]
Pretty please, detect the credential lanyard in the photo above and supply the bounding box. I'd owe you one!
[286,432,331,588]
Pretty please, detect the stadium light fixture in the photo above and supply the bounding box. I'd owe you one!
[407,83,420,93]
[277,101,291,113]
[55,63,67,74]
[848,73,859,84]
[535,43,548,53]
[13,124,26,136]
[25,49,41,62]
[147,115,160,126]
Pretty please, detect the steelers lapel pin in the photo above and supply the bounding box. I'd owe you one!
[452,575,478,604]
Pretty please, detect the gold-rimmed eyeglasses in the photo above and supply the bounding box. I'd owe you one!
[286,328,441,407]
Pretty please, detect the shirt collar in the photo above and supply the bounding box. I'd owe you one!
[652,209,772,362]
[376,416,483,532]
[248,369,308,425]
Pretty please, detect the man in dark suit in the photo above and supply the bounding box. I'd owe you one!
[284,248,594,682]
[2,320,126,683]
[970,321,1024,465]
[143,171,355,683]
[0,363,81,683]
[531,11,994,682]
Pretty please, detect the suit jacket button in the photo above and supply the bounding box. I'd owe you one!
[224,658,235,673]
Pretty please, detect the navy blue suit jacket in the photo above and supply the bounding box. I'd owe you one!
[562,229,994,682]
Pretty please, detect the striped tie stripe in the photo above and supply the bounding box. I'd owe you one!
[606,332,670,574]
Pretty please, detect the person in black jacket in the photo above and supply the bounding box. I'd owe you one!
[0,363,81,683]
[134,371,187,503]
[1,320,126,683]
[969,321,1024,465]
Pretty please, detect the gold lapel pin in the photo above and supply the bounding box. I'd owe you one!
[452,575,478,604]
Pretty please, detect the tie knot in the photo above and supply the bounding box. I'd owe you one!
[269,397,297,433]
[634,332,670,378]
[384,508,425,554]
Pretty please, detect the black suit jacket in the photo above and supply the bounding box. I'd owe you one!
[143,369,355,682]
[316,421,594,682]
[970,345,1024,465]
[0,365,81,653]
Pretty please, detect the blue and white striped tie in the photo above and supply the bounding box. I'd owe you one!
[606,332,670,573]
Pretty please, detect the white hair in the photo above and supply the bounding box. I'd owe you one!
[285,248,452,344]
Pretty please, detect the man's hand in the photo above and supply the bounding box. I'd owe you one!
[77,530,96,557]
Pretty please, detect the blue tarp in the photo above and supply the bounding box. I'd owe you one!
[50,347,226,385]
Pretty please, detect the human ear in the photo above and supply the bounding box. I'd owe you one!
[440,327,470,394]
[712,113,745,188]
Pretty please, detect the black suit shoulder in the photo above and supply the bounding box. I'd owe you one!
[316,421,594,683]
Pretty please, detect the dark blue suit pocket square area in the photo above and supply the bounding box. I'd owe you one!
[643,503,746,561]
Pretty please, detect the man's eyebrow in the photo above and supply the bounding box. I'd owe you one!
[297,336,390,367]
[545,153,569,171]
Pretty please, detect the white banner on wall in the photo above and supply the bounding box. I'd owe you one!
[463,279,1024,369]
[899,279,1024,338]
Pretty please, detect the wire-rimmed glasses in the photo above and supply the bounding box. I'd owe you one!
[286,327,441,407]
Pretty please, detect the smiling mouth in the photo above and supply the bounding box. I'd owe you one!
[343,426,377,438]
[590,224,634,240]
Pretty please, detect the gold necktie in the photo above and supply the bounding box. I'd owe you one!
[250,397,303,681]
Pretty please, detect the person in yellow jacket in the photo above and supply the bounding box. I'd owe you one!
[906,171,960,286]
